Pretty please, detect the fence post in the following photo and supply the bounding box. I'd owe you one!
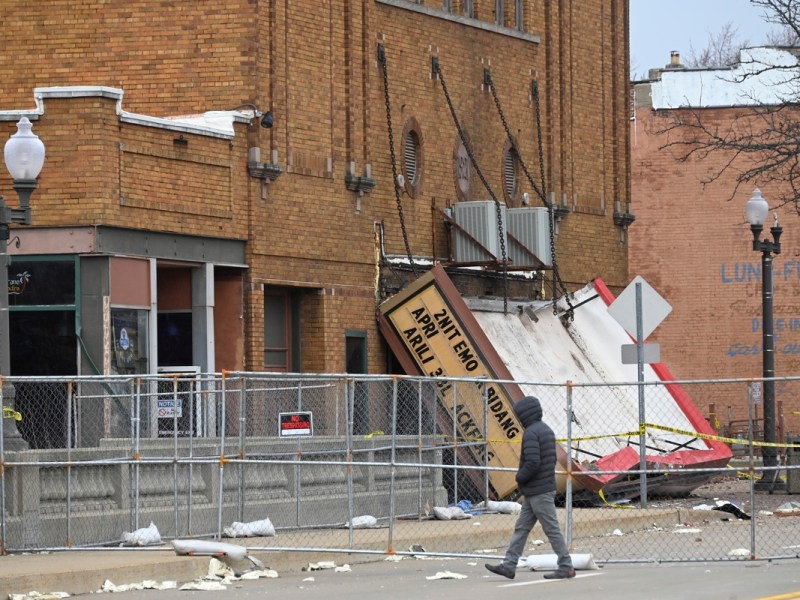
[451,381,458,503]
[237,375,247,523]
[565,380,573,547]
[216,373,226,539]
[345,377,354,547]
[1,377,7,555]
[171,375,180,537]
[66,381,73,547]
[748,381,756,560]
[483,382,489,504]
[388,377,398,553]
[132,378,142,533]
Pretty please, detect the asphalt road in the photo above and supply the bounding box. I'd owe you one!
[81,556,800,600]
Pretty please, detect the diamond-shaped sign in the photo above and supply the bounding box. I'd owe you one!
[607,276,672,341]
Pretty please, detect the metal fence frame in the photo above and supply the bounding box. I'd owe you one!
[1,372,799,562]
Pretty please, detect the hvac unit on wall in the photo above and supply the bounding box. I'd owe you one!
[451,201,551,267]
[451,200,508,263]
[506,207,552,267]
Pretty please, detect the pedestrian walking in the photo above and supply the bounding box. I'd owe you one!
[485,395,575,580]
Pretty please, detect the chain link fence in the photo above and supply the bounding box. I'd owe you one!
[1,373,799,562]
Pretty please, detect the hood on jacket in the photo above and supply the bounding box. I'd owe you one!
[514,395,543,428]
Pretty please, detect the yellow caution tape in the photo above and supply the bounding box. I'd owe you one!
[643,422,800,449]
[2,405,22,421]
[436,422,800,450]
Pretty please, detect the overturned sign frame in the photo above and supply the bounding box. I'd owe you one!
[379,265,733,502]
[378,265,526,498]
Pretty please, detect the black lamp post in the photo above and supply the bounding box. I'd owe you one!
[744,188,782,487]
[1,116,46,452]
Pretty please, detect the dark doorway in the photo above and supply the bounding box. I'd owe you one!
[156,312,196,437]
[346,331,368,435]
[157,312,192,367]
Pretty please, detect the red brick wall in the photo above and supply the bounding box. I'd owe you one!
[630,104,800,434]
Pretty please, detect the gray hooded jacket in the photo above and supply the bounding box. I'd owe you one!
[513,395,557,496]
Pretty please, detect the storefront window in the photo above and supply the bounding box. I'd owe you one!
[8,259,75,306]
[111,308,149,374]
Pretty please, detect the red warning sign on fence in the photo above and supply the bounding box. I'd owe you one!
[279,412,313,437]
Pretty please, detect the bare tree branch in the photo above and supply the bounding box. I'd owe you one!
[654,0,800,215]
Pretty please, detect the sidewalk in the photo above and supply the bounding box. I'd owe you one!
[0,507,698,598]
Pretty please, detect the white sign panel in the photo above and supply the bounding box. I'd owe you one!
[608,275,672,341]
[621,343,661,364]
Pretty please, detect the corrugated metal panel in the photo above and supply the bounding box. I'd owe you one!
[506,207,552,267]
[452,200,507,262]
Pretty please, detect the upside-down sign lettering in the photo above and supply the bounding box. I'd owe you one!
[378,265,524,498]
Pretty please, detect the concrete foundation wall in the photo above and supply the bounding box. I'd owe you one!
[2,436,448,550]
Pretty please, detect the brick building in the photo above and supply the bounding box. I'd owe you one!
[0,1,630,445]
[630,48,800,438]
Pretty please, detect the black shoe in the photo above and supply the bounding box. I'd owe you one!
[484,563,516,579]
[543,567,576,580]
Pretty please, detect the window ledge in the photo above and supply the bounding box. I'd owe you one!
[375,0,540,44]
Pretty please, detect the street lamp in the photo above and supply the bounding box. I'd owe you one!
[744,187,782,488]
[1,117,46,452]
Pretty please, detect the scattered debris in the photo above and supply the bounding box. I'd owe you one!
[206,557,236,581]
[346,515,378,528]
[712,502,751,520]
[425,571,468,580]
[239,569,279,580]
[385,555,406,562]
[304,561,337,571]
[179,580,227,591]
[121,522,161,547]
[674,527,703,534]
[473,500,522,514]
[774,501,800,516]
[223,518,276,538]
[433,506,472,520]
[171,538,265,570]
[10,593,70,600]
[523,553,599,571]
[99,579,177,592]
[727,548,751,557]
[611,529,623,536]
[334,564,352,573]
[302,577,315,582]
[172,539,247,561]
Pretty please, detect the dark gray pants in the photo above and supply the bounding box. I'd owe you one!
[501,491,572,571]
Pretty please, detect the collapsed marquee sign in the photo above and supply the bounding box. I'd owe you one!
[379,265,733,501]
[378,265,526,498]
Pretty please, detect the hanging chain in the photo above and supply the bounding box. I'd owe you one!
[485,70,574,320]
[378,44,418,276]
[531,80,574,320]
[434,58,508,314]
[487,71,548,208]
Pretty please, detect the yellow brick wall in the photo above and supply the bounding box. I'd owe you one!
[0,0,630,374]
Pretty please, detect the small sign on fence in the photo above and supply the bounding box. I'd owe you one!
[157,398,182,418]
[279,412,313,437]
[752,381,762,405]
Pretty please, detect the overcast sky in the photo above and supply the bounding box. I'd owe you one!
[630,0,778,78]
